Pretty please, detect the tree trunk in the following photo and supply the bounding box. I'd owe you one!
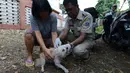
[114,0,117,4]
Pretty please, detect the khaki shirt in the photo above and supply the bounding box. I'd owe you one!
[64,10,94,39]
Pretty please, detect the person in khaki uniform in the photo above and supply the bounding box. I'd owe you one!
[54,0,95,59]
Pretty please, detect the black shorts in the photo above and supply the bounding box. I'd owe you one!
[25,29,53,47]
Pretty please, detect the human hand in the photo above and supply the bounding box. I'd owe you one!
[43,48,53,60]
[54,38,62,48]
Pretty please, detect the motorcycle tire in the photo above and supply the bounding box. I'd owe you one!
[102,33,110,44]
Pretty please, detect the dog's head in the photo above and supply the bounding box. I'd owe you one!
[53,44,71,58]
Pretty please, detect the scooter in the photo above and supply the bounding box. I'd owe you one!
[102,9,130,49]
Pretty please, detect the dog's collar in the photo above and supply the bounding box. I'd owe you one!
[70,43,74,48]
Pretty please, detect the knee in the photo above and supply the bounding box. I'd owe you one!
[73,45,88,56]
[24,34,33,41]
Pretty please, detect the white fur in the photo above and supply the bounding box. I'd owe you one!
[39,44,71,73]
[40,53,45,72]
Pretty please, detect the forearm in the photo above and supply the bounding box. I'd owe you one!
[35,31,47,52]
[71,33,85,45]
[59,28,69,40]
[59,32,66,40]
[52,32,58,45]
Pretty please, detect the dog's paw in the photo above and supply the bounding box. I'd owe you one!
[41,69,45,73]
[41,66,45,73]
[64,69,69,73]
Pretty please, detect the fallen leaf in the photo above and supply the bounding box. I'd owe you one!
[14,71,18,73]
[0,56,7,60]
[1,46,4,48]
[12,65,17,69]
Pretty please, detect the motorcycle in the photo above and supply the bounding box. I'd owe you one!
[102,10,130,49]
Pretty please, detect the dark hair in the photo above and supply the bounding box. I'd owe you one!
[63,0,78,6]
[113,4,117,8]
[32,0,52,19]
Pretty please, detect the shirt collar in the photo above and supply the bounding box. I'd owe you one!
[76,10,84,20]
[68,10,84,20]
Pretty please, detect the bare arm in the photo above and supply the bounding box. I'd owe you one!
[35,31,53,59]
[71,12,93,46]
[71,32,86,45]
[59,27,85,46]
[52,32,58,45]
[35,31,47,52]
[59,28,69,40]
[59,28,86,46]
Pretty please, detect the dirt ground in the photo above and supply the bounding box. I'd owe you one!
[0,29,130,73]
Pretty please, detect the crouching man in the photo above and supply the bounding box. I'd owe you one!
[54,0,95,59]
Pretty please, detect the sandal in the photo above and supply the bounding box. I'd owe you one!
[25,60,34,67]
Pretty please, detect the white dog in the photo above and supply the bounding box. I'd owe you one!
[38,44,71,73]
